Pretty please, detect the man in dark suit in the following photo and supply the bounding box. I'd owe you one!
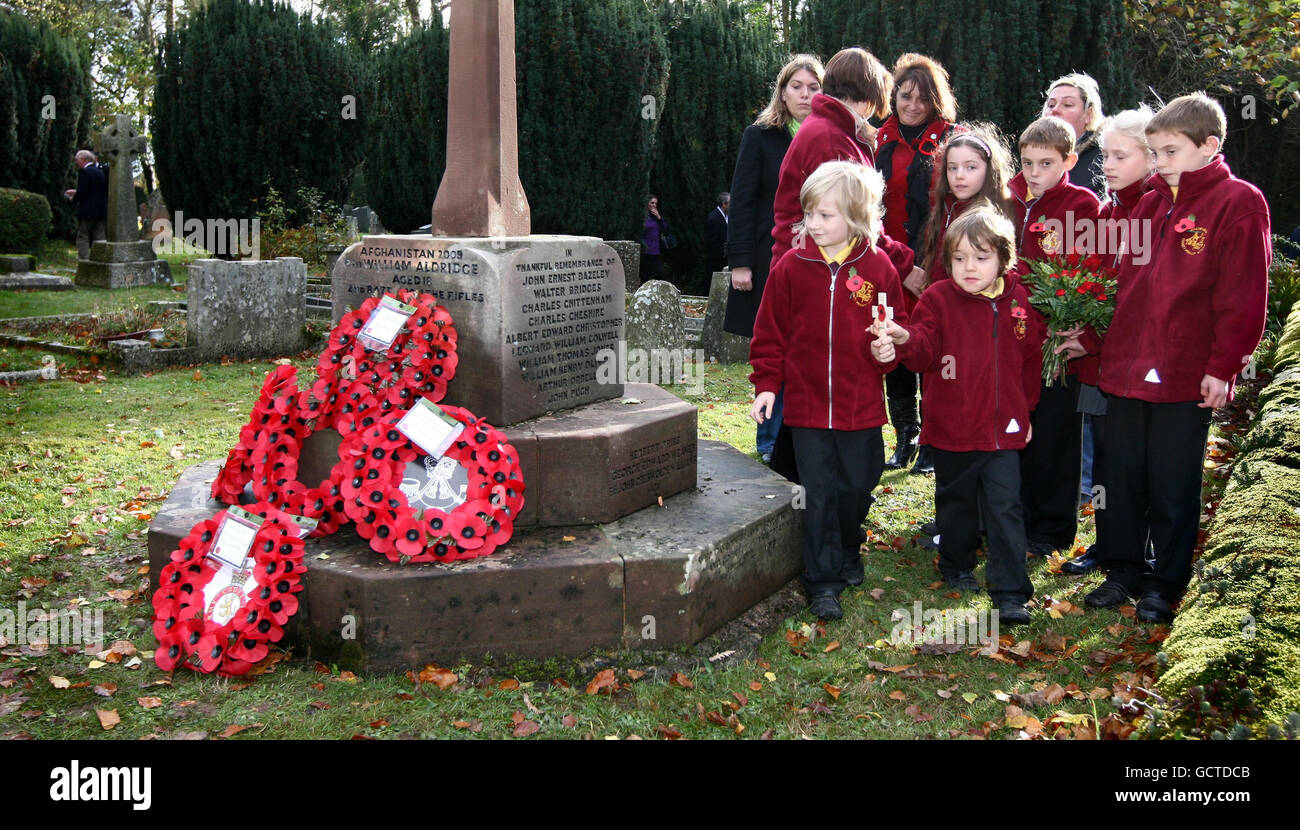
[64,150,108,260]
[704,191,729,283]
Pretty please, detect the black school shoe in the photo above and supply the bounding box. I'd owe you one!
[1085,579,1135,609]
[809,593,843,620]
[1026,540,1059,558]
[910,445,935,475]
[997,600,1032,626]
[1136,593,1175,624]
[1062,545,1100,575]
[842,566,864,588]
[944,571,980,592]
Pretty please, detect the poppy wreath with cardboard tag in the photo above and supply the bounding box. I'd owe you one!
[209,364,352,536]
[313,290,459,428]
[152,504,307,676]
[331,405,526,564]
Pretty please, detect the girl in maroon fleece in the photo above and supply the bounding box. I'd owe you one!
[1089,94,1271,623]
[750,161,905,621]
[917,124,1016,289]
[872,208,1045,624]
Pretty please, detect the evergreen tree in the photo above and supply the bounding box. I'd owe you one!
[514,0,669,240]
[368,21,450,233]
[0,10,93,237]
[792,0,1138,138]
[650,0,786,293]
[153,0,367,226]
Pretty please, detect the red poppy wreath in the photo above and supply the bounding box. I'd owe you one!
[153,504,307,676]
[331,404,526,564]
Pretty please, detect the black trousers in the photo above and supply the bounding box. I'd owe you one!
[641,253,663,281]
[933,448,1034,603]
[1087,411,1110,555]
[1020,377,1082,549]
[885,367,918,423]
[1097,395,1211,600]
[790,426,885,596]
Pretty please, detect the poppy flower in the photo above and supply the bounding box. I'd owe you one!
[393,516,427,557]
[369,515,398,555]
[484,514,514,548]
[228,636,268,664]
[448,503,491,551]
[845,274,864,292]
[1174,215,1196,233]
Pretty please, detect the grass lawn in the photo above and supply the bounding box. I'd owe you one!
[0,354,1227,741]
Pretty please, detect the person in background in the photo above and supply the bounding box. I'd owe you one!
[63,149,108,260]
[1042,73,1107,197]
[875,53,959,473]
[725,53,825,469]
[641,195,670,281]
[705,192,730,283]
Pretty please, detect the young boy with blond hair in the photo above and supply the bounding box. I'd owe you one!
[1089,93,1271,622]
[750,160,905,620]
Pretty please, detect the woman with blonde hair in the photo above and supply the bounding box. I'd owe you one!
[724,53,824,467]
[1042,73,1107,196]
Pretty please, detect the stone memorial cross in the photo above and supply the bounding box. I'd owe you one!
[431,0,531,237]
[95,114,147,243]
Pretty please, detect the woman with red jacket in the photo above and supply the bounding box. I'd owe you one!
[874,53,958,471]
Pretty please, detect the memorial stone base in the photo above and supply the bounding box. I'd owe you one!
[149,440,801,674]
[75,241,171,288]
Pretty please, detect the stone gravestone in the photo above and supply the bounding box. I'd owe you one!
[699,269,751,363]
[186,258,308,361]
[625,279,686,356]
[139,190,170,241]
[75,115,171,288]
[604,240,641,295]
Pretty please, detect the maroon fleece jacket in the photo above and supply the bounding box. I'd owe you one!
[1099,156,1271,403]
[896,271,1045,452]
[769,94,916,280]
[750,235,906,430]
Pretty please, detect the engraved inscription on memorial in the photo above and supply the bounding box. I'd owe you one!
[503,253,623,411]
[338,243,487,308]
[608,434,697,496]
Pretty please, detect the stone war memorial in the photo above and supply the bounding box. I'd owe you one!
[148,0,800,674]
[74,114,171,288]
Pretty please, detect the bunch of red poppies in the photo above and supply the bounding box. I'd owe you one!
[153,504,307,676]
[1022,252,1118,386]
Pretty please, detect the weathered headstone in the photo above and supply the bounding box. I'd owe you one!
[700,270,752,363]
[75,115,171,288]
[333,235,625,425]
[605,240,641,294]
[186,258,307,360]
[139,190,170,241]
[625,279,686,356]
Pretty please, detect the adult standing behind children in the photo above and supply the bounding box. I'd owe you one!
[725,54,825,469]
[1043,74,1107,197]
[874,53,959,472]
[1088,93,1270,623]
[63,150,107,261]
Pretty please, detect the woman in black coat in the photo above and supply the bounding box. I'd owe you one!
[724,54,824,467]
[1042,73,1107,197]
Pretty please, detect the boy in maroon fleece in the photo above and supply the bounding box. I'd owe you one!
[873,208,1045,623]
[1090,93,1271,622]
[1008,117,1101,560]
[750,161,905,621]
[769,48,919,286]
